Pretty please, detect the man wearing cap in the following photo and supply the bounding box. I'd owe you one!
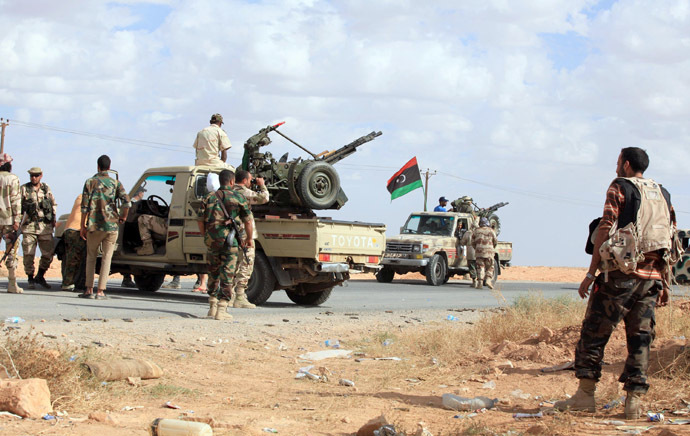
[0,154,24,293]
[434,197,449,212]
[20,167,57,289]
[193,114,233,168]
[472,217,497,289]
[121,187,147,286]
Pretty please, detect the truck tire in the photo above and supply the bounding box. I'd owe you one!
[376,267,395,283]
[245,251,275,305]
[487,257,499,288]
[297,161,341,209]
[286,287,333,306]
[425,254,447,286]
[488,213,501,236]
[133,273,165,292]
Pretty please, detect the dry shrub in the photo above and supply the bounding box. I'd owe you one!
[0,329,101,411]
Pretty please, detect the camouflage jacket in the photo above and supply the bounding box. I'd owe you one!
[472,226,497,259]
[459,228,475,260]
[200,186,252,251]
[20,182,57,235]
[233,184,269,240]
[81,172,131,232]
[0,171,21,227]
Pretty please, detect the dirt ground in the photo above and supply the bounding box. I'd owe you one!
[2,266,689,436]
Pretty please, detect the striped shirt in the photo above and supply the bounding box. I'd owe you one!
[600,181,675,280]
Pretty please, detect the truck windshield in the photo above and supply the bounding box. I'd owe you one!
[402,215,455,236]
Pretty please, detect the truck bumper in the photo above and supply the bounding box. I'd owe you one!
[381,258,429,267]
[316,263,350,273]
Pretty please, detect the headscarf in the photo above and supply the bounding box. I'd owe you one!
[480,217,490,227]
[0,153,13,166]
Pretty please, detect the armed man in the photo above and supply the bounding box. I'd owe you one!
[555,147,676,419]
[198,169,252,320]
[472,217,497,289]
[0,154,24,293]
[193,113,233,168]
[459,220,478,287]
[21,167,57,289]
[457,196,474,214]
[230,169,269,309]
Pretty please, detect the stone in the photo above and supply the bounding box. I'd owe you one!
[88,411,120,425]
[126,377,141,386]
[538,327,554,342]
[526,424,549,435]
[657,430,679,436]
[357,414,388,436]
[0,378,52,419]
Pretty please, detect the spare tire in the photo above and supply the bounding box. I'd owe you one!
[487,213,501,237]
[297,161,340,209]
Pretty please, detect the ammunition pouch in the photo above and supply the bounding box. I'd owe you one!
[225,228,237,247]
[599,222,641,275]
[40,198,54,223]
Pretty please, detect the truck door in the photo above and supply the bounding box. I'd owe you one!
[182,171,211,264]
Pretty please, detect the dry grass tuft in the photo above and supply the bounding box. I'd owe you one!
[0,329,103,411]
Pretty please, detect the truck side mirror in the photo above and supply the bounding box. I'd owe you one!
[400,226,404,233]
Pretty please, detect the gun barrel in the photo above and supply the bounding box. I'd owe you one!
[324,131,382,165]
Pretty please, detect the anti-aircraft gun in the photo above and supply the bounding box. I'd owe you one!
[450,196,508,236]
[241,122,382,213]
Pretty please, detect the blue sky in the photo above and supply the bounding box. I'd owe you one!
[1,0,689,267]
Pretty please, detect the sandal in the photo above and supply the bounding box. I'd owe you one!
[78,293,95,299]
[95,294,109,300]
[191,286,207,293]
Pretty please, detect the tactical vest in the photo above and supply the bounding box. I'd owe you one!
[599,177,672,274]
[22,183,54,224]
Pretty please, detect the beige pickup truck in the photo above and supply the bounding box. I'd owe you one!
[378,211,512,286]
[55,165,386,306]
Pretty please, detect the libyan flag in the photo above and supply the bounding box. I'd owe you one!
[387,157,423,200]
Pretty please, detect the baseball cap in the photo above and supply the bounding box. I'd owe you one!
[439,196,448,203]
[210,113,224,124]
[0,153,13,166]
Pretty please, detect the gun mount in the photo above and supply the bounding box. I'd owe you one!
[241,122,382,212]
[450,198,509,236]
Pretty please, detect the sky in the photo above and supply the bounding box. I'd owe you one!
[1,0,689,267]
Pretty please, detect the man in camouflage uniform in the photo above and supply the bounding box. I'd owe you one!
[0,154,24,293]
[198,169,252,320]
[21,167,57,289]
[61,194,86,292]
[457,196,474,214]
[230,169,269,309]
[193,113,233,168]
[79,155,130,299]
[471,217,497,290]
[459,220,478,287]
[555,148,675,419]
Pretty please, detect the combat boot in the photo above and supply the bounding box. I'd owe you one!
[121,275,136,288]
[34,268,51,289]
[475,280,483,290]
[214,300,233,321]
[234,294,256,309]
[136,241,154,255]
[27,273,35,289]
[7,269,23,294]
[471,279,477,287]
[207,296,218,318]
[486,281,494,290]
[162,276,181,289]
[625,392,642,419]
[554,378,596,413]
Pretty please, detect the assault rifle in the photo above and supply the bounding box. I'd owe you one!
[227,216,248,258]
[216,190,248,258]
[1,213,27,263]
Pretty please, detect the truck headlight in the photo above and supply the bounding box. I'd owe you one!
[412,245,421,252]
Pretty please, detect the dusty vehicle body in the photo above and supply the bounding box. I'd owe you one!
[378,211,512,286]
[673,229,690,285]
[56,165,386,306]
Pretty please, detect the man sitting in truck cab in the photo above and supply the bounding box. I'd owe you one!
[126,175,174,255]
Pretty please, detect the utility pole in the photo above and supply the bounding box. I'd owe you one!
[0,118,8,154]
[422,168,436,211]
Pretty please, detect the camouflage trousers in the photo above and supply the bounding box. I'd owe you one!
[231,245,255,298]
[475,257,494,282]
[22,232,54,275]
[466,259,477,279]
[574,270,660,393]
[138,215,167,243]
[207,246,239,301]
[62,229,86,288]
[1,225,20,271]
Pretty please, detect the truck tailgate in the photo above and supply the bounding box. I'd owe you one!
[317,219,386,258]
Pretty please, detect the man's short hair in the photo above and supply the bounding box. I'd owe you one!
[219,169,235,185]
[0,162,11,172]
[97,155,111,171]
[620,147,649,174]
[235,169,250,184]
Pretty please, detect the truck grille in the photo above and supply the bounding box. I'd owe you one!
[386,242,414,253]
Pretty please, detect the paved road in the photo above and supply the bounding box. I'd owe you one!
[0,276,583,322]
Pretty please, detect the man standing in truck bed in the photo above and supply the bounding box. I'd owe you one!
[198,169,252,320]
[193,113,233,168]
[230,169,269,309]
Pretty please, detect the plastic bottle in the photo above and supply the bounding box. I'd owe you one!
[149,418,213,436]
[4,317,25,324]
[442,394,497,411]
[324,339,340,349]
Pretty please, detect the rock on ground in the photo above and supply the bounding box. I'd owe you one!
[0,378,52,419]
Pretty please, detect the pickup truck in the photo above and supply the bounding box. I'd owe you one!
[377,211,512,286]
[674,229,690,285]
[55,165,386,306]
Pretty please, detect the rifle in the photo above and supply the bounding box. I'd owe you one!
[1,213,27,264]
[216,190,248,258]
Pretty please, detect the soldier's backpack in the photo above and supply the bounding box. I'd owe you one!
[598,177,675,276]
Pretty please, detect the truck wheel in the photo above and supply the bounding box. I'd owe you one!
[488,213,501,236]
[376,268,395,283]
[425,254,447,286]
[489,257,499,287]
[245,251,275,305]
[297,161,341,209]
[133,273,165,292]
[286,287,333,306]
